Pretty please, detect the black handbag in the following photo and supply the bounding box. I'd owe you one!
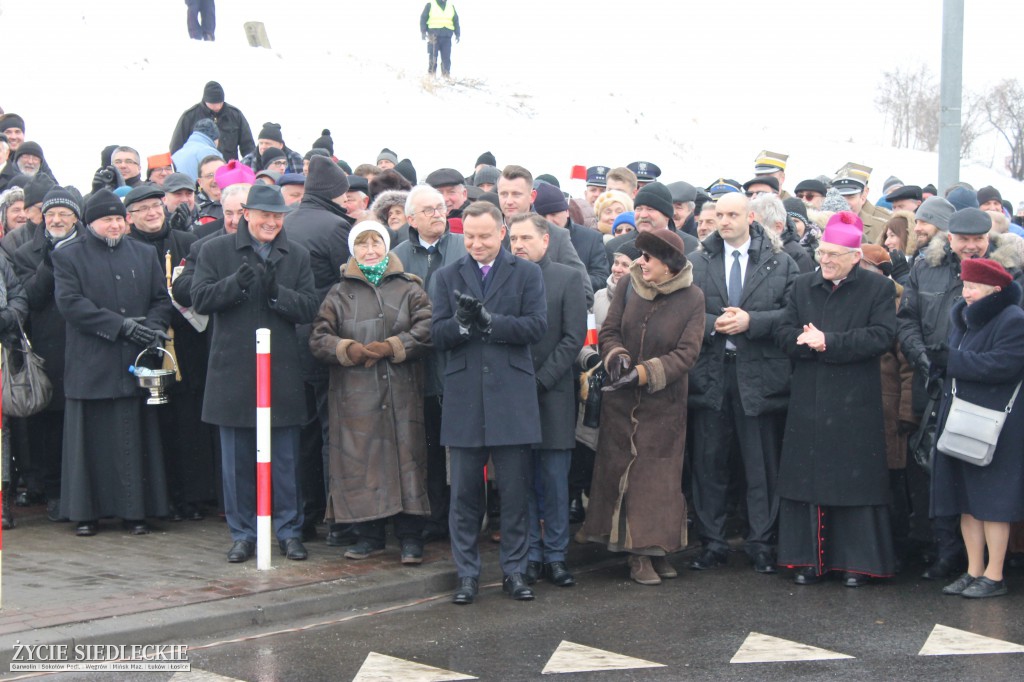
[2,323,53,417]
[579,363,605,428]
[909,381,942,474]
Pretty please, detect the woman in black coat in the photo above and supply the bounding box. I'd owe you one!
[931,258,1024,599]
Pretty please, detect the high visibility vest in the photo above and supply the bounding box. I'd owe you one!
[427,0,455,30]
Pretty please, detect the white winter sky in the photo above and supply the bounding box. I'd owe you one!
[2,1,1023,191]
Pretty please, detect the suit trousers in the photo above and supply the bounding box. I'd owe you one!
[219,425,303,543]
[691,359,781,556]
[423,396,450,536]
[449,444,530,578]
[528,448,572,562]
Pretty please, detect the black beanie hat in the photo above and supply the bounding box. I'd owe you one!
[100,144,118,168]
[23,173,55,207]
[304,148,330,161]
[475,151,496,167]
[783,197,809,223]
[336,159,353,174]
[635,228,688,273]
[194,118,220,141]
[203,81,225,104]
[977,185,1002,206]
[257,122,284,144]
[260,147,287,170]
[15,141,44,163]
[41,186,82,219]
[394,158,417,185]
[305,155,350,199]
[533,181,569,215]
[311,129,334,155]
[0,113,25,132]
[84,189,127,224]
[633,182,674,219]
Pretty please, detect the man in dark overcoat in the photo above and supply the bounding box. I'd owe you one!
[52,189,173,537]
[12,187,81,521]
[430,201,548,604]
[508,213,587,588]
[774,211,897,587]
[687,192,799,574]
[191,184,318,563]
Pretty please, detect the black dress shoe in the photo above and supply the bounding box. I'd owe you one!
[75,521,98,537]
[279,538,308,560]
[752,552,777,574]
[123,520,150,535]
[568,495,586,524]
[922,556,960,580]
[545,561,576,587]
[688,548,728,570]
[842,572,867,588]
[452,577,478,605]
[793,566,821,585]
[503,573,535,600]
[524,560,542,585]
[227,540,255,563]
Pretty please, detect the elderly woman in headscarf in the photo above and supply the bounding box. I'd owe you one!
[581,228,705,585]
[309,221,433,564]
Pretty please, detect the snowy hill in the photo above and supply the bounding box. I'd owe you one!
[3,0,1024,205]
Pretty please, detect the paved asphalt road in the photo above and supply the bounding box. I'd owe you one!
[29,551,1024,682]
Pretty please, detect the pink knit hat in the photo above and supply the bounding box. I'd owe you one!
[822,211,864,248]
[215,159,256,188]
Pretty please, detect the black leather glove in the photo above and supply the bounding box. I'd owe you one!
[0,308,18,333]
[91,166,117,193]
[583,353,601,370]
[454,289,481,330]
[168,203,193,232]
[602,368,639,392]
[889,249,910,282]
[926,342,949,370]
[148,329,172,348]
[476,304,492,334]
[236,262,257,291]
[606,353,632,383]
[261,260,279,300]
[121,316,158,346]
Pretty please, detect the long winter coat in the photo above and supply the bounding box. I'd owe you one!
[775,266,896,506]
[880,280,915,469]
[532,256,588,450]
[581,260,705,553]
[12,226,71,409]
[897,233,1024,413]
[931,283,1024,521]
[191,222,318,427]
[309,256,433,522]
[430,249,548,448]
[52,229,173,400]
[688,223,799,416]
[566,219,610,293]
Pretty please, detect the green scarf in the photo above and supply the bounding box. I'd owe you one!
[358,255,390,286]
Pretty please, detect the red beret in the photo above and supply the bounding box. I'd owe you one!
[961,258,1012,288]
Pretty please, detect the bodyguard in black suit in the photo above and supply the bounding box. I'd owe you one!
[430,201,548,604]
[508,214,587,589]
[687,193,800,573]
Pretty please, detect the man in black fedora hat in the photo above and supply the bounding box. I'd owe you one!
[192,184,319,563]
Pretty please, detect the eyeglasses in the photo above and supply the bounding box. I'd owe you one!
[128,202,165,215]
[44,210,76,220]
[815,248,857,260]
[639,252,651,262]
[417,206,446,217]
[745,190,770,198]
[796,192,821,200]
[199,173,217,180]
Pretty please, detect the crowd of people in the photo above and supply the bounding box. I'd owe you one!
[1,85,1023,604]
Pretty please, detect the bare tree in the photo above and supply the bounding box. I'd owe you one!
[984,78,1024,180]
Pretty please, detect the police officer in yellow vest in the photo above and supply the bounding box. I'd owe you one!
[420,0,461,79]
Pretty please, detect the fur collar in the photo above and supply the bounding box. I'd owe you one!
[951,281,1023,331]
[627,259,693,300]
[923,232,1024,271]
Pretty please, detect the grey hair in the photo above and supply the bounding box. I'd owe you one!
[220,184,251,204]
[404,184,445,215]
[113,146,140,163]
[750,194,787,231]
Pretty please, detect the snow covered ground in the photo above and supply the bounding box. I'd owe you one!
[3,0,1023,204]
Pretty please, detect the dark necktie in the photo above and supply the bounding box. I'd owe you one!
[728,251,742,308]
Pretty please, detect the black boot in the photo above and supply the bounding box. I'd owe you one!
[568,490,585,524]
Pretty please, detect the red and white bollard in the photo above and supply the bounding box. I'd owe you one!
[255,329,272,570]
[585,313,599,347]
